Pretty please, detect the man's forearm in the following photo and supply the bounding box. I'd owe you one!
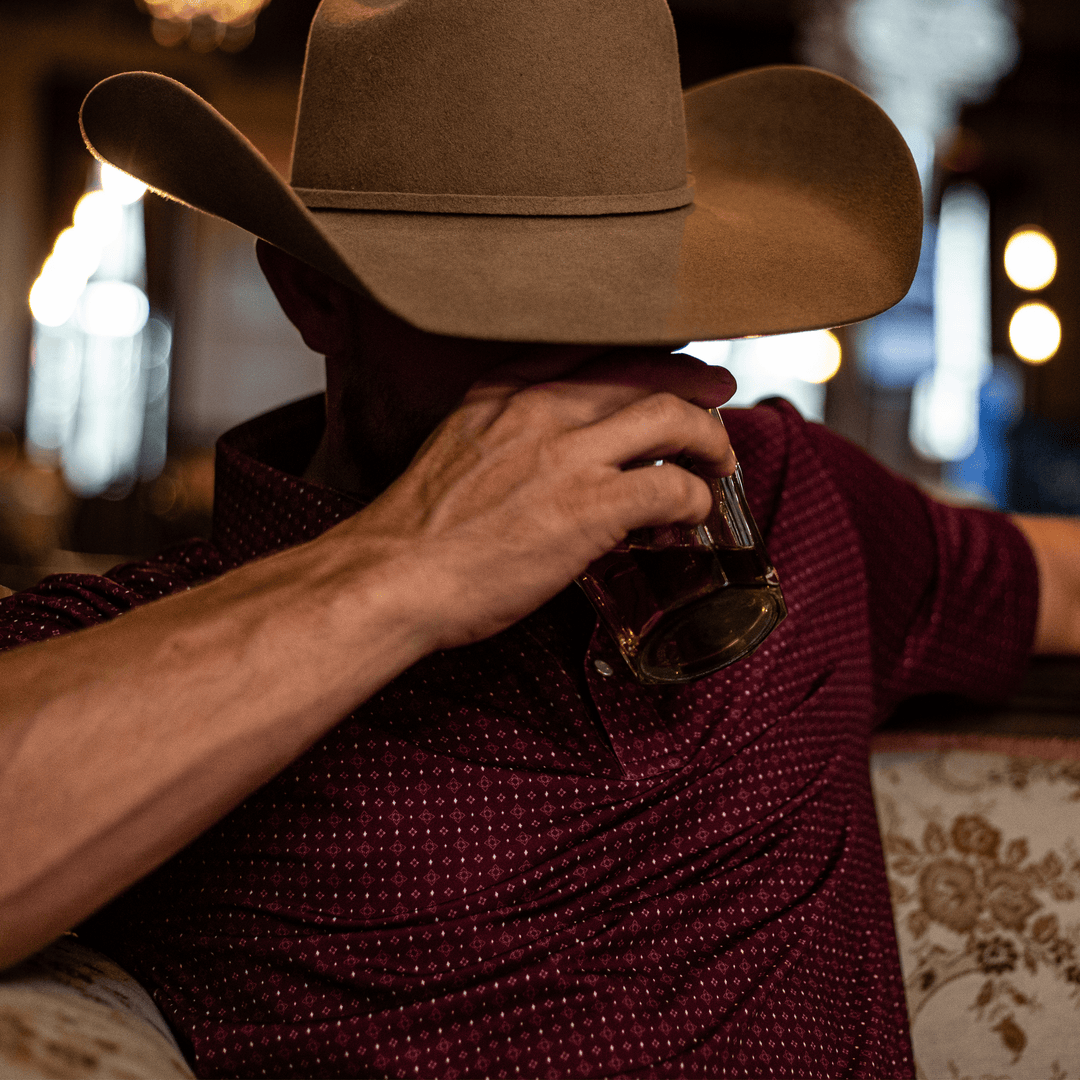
[1011,514,1080,656]
[0,523,432,969]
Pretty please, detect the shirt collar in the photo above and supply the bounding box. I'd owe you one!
[212,395,363,566]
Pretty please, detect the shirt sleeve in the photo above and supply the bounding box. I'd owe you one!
[0,539,225,652]
[799,414,1040,715]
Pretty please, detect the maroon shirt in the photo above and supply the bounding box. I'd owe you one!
[1,397,1038,1079]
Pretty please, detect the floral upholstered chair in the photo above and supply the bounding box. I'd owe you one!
[872,657,1080,1079]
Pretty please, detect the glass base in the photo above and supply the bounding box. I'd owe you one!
[635,585,786,684]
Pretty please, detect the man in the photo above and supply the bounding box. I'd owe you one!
[1,1,1078,1077]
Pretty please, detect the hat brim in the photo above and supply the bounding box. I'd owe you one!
[80,65,921,345]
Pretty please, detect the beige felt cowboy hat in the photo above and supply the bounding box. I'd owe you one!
[79,0,922,346]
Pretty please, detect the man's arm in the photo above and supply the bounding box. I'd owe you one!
[0,357,735,969]
[1010,515,1080,656]
[0,531,435,969]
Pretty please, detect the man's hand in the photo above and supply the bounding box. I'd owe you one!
[348,350,737,651]
[0,348,734,968]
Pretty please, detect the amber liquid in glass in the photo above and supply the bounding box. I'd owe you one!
[577,458,786,684]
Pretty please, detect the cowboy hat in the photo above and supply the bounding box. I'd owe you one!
[79,0,922,346]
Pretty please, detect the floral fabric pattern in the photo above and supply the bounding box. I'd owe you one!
[0,935,193,1078]
[870,741,1080,1080]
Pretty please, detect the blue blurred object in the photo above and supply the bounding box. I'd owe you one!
[1007,410,1080,515]
[857,224,936,389]
[943,359,1024,508]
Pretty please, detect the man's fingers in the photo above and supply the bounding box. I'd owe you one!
[465,364,738,473]
[565,350,736,409]
[471,348,737,416]
[569,391,737,477]
[605,459,716,531]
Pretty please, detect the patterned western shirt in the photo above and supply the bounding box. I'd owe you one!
[0,396,1038,1079]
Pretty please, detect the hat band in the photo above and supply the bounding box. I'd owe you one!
[293,184,694,216]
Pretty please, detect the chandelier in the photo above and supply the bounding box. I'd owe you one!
[135,0,272,53]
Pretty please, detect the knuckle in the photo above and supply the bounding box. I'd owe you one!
[628,462,710,524]
[501,386,544,420]
[637,391,686,426]
[666,466,709,516]
[504,385,570,430]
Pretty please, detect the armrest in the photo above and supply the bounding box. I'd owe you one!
[0,935,193,1078]
[881,656,1080,740]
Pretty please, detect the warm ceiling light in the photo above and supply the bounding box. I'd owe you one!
[752,329,843,384]
[139,0,271,52]
[1004,227,1057,291]
[806,330,843,384]
[1009,301,1060,364]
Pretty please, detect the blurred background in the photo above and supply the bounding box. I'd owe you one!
[0,0,1077,590]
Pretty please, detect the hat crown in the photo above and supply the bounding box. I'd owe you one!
[290,0,688,202]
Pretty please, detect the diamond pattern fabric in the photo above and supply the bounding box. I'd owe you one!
[0,396,1038,1078]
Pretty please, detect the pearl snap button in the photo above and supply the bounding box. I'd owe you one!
[593,659,614,677]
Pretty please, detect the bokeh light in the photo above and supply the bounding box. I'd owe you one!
[748,330,842,384]
[75,282,150,338]
[26,162,170,498]
[680,339,732,367]
[677,329,841,422]
[28,268,81,327]
[910,183,991,463]
[141,0,271,52]
[28,176,145,328]
[679,330,841,385]
[801,331,842,383]
[101,163,149,205]
[72,191,124,248]
[52,227,103,281]
[1009,302,1061,364]
[1003,228,1057,291]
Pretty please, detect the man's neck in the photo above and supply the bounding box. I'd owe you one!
[302,430,371,498]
